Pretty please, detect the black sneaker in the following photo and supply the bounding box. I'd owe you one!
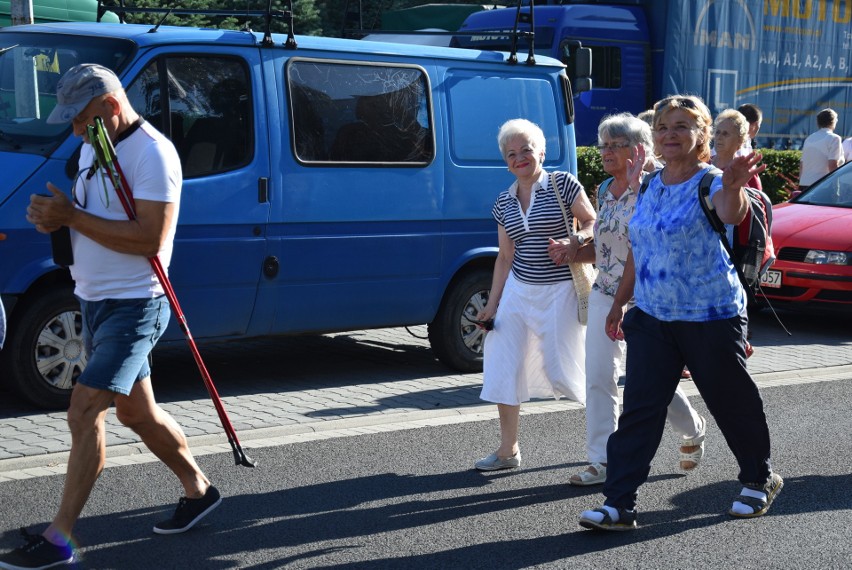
[153,485,222,535]
[0,528,74,569]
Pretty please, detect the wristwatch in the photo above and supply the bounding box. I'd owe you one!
[576,235,587,246]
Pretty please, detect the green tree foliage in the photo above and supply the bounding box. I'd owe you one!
[576,147,801,207]
[105,0,320,36]
[316,0,489,38]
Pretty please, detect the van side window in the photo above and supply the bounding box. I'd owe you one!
[445,71,562,162]
[288,59,434,165]
[561,43,622,89]
[125,56,253,178]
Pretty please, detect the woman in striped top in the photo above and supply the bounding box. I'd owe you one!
[473,118,596,472]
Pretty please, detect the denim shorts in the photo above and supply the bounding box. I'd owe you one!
[77,296,170,395]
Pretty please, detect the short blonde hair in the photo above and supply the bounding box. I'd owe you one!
[653,95,713,162]
[714,109,749,145]
[497,118,546,158]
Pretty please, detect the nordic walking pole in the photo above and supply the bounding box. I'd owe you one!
[88,117,256,467]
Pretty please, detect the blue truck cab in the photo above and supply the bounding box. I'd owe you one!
[0,17,579,407]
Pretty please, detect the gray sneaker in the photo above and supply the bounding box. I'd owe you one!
[474,451,521,471]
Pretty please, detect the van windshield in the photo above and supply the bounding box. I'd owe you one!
[0,32,134,156]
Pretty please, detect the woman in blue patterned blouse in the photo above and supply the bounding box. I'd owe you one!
[579,96,782,531]
[472,119,596,472]
[568,113,706,488]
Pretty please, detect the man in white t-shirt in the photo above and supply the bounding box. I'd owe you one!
[799,108,844,190]
[842,136,852,164]
[3,64,220,570]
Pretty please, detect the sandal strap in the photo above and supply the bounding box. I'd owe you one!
[679,444,704,463]
[590,508,614,525]
[572,463,607,482]
[681,435,704,447]
[681,416,707,447]
[733,493,766,513]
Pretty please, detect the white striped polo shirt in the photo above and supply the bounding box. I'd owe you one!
[492,170,584,284]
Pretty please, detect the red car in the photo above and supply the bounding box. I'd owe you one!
[759,163,852,311]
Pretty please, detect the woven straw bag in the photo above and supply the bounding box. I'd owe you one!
[549,172,597,325]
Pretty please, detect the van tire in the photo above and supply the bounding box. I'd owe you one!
[428,269,491,372]
[6,287,82,409]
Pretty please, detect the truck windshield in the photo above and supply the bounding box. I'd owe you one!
[0,32,134,156]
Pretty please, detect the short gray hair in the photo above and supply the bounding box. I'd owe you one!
[598,112,652,156]
[497,118,546,157]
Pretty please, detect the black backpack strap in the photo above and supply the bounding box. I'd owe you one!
[697,167,727,240]
[637,169,660,195]
[697,167,749,288]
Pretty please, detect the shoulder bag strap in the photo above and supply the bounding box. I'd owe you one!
[549,171,575,235]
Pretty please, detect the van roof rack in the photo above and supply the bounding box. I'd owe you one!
[342,0,537,66]
[96,0,297,49]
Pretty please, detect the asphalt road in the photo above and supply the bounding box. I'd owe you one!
[1,377,851,569]
[0,307,850,568]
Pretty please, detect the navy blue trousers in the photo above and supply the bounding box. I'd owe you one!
[603,308,773,511]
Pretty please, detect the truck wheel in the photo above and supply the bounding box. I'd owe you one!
[6,287,83,409]
[428,268,491,372]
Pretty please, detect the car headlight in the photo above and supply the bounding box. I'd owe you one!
[804,250,848,265]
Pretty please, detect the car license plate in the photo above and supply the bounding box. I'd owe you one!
[760,269,782,288]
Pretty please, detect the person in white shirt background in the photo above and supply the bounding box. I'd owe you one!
[799,108,844,191]
[842,135,852,164]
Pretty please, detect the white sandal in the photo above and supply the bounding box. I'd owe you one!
[680,415,706,471]
[569,462,607,486]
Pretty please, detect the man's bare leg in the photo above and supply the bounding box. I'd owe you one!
[43,384,115,546]
[114,378,209,498]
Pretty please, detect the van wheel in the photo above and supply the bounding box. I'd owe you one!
[428,269,491,372]
[6,287,83,409]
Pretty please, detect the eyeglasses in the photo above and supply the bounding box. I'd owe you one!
[596,142,632,152]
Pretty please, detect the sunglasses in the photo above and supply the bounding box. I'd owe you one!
[655,96,698,111]
[72,161,110,210]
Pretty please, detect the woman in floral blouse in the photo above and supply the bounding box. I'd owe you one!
[567,113,706,487]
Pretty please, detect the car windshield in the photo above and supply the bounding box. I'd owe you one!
[794,164,852,208]
[0,32,134,156]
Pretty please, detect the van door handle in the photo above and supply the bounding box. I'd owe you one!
[258,177,269,203]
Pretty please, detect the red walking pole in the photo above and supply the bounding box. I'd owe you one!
[89,117,256,467]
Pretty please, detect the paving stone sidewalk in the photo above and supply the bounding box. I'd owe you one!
[1,309,849,467]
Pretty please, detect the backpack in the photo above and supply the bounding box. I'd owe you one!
[639,168,776,291]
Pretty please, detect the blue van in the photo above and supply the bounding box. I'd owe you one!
[0,15,580,408]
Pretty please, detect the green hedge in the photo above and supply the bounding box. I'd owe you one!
[576,147,801,206]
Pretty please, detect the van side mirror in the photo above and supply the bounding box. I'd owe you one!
[789,190,801,200]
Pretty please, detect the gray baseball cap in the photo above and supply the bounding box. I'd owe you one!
[46,63,123,124]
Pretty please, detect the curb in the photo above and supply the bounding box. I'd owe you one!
[1,364,851,482]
